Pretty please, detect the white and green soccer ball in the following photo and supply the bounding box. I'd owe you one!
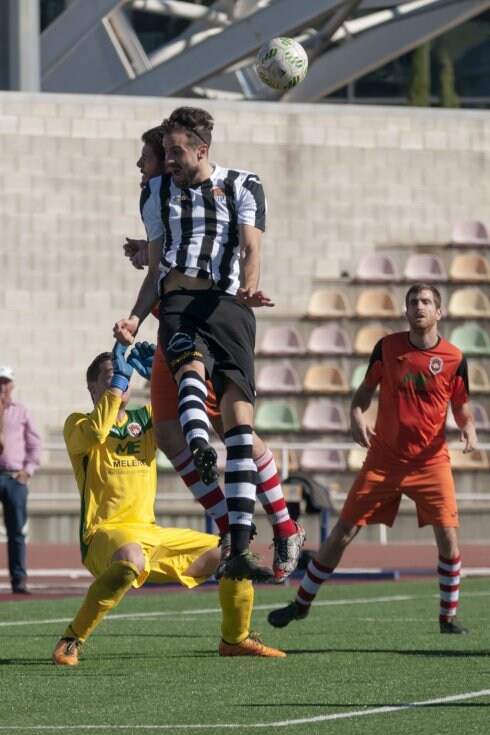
[255,37,308,91]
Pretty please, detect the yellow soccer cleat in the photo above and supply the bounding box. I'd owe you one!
[219,631,286,658]
[52,637,83,666]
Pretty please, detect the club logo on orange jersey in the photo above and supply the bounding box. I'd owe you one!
[429,357,443,375]
[127,422,143,438]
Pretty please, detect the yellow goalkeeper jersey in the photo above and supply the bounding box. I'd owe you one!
[64,391,156,559]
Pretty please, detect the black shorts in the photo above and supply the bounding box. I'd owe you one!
[158,290,256,405]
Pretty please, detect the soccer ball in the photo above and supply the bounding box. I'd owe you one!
[255,37,308,91]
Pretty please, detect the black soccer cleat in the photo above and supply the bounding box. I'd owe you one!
[440,617,469,634]
[192,445,219,485]
[268,601,309,628]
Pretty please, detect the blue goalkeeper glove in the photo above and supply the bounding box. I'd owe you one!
[110,342,133,392]
[127,342,157,380]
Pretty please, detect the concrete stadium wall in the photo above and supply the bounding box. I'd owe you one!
[1,91,490,440]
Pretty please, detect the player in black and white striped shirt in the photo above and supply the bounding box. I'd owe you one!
[115,107,275,583]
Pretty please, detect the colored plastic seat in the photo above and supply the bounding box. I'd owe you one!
[305,289,352,319]
[258,325,306,356]
[447,288,490,319]
[301,400,348,433]
[303,364,349,394]
[299,448,347,473]
[449,448,489,470]
[403,253,448,282]
[350,363,369,390]
[307,325,353,355]
[156,449,173,473]
[355,254,400,283]
[450,219,490,247]
[355,289,401,319]
[254,401,301,433]
[447,401,490,432]
[468,362,490,394]
[354,325,393,356]
[347,447,368,471]
[449,325,490,356]
[448,254,490,283]
[256,363,302,394]
[270,448,300,474]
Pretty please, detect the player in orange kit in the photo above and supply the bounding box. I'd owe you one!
[269,284,478,634]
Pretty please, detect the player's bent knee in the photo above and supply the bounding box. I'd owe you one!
[111,543,145,574]
[184,546,220,579]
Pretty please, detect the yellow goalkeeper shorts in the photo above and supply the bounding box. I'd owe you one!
[84,524,219,589]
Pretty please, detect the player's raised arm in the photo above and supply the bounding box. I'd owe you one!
[114,234,162,345]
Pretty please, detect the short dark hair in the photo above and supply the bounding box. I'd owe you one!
[161,106,214,148]
[86,352,111,384]
[405,283,442,309]
[141,125,165,163]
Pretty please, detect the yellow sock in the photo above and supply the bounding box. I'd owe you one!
[62,560,139,642]
[218,578,254,645]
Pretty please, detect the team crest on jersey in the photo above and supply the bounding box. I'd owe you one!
[429,357,443,375]
[211,187,226,200]
[127,422,143,438]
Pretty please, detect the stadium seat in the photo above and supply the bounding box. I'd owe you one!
[303,364,350,394]
[449,325,490,356]
[307,325,353,355]
[468,362,490,394]
[301,400,348,433]
[270,448,300,474]
[355,254,400,282]
[254,401,301,433]
[470,401,490,430]
[447,288,490,319]
[256,363,302,394]
[305,288,352,319]
[354,325,393,355]
[403,253,448,282]
[355,288,401,319]
[258,325,306,355]
[347,447,368,471]
[299,448,347,473]
[156,449,173,473]
[449,448,489,471]
[350,363,369,390]
[450,218,490,247]
[448,253,490,283]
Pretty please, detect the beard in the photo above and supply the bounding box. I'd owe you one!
[172,163,201,189]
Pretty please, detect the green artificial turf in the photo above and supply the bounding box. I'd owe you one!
[0,578,488,734]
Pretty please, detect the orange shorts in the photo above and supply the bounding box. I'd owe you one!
[340,461,458,528]
[150,341,220,424]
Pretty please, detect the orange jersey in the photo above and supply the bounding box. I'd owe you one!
[363,332,469,467]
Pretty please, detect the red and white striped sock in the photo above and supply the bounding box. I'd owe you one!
[295,558,334,614]
[255,449,297,538]
[438,554,461,622]
[170,446,229,535]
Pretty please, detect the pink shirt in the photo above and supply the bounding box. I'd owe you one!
[0,400,42,476]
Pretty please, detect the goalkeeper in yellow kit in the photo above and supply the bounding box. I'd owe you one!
[52,342,285,665]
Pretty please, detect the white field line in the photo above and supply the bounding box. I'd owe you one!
[0,590,489,628]
[0,690,488,730]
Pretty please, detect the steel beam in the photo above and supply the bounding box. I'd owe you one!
[285,0,490,102]
[112,0,344,96]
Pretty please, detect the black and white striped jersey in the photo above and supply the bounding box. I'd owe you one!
[143,164,266,294]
